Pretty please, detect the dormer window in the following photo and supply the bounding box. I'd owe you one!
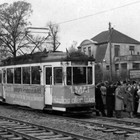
[129,46,135,55]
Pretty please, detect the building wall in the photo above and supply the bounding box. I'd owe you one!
[104,43,110,65]
[112,43,140,56]
[79,39,140,81]
[104,43,140,64]
[104,43,140,81]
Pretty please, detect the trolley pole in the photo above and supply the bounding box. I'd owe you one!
[109,22,113,81]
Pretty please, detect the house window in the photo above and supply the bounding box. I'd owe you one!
[115,64,119,71]
[88,47,91,56]
[114,45,120,57]
[106,65,109,70]
[129,46,135,55]
[133,63,140,69]
[83,47,86,54]
[121,63,127,70]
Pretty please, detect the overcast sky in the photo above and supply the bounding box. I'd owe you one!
[1,0,140,51]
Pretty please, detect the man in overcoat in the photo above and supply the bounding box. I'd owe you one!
[95,83,106,116]
[106,82,115,117]
[115,82,124,118]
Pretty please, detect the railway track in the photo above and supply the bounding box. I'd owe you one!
[1,104,140,139]
[38,112,140,135]
[55,114,140,133]
[0,115,95,140]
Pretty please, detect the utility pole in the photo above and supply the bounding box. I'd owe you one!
[109,22,113,81]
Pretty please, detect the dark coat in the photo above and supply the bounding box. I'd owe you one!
[95,86,104,111]
[133,87,139,102]
[106,85,115,110]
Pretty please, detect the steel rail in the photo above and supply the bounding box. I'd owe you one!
[97,116,140,126]
[0,115,96,140]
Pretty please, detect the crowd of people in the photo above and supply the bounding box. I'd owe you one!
[95,80,140,118]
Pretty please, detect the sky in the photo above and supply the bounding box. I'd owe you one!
[1,0,140,51]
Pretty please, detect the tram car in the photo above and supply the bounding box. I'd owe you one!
[0,51,95,113]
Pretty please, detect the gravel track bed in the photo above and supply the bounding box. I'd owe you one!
[0,105,140,140]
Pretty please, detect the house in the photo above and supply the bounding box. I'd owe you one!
[79,28,140,82]
[78,39,97,58]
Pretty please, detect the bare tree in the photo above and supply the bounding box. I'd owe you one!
[0,1,32,58]
[68,41,78,53]
[47,21,60,52]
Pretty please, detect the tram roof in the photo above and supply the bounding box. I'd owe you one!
[0,51,95,66]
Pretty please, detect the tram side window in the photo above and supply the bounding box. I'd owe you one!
[67,67,72,85]
[54,67,62,84]
[88,67,92,84]
[7,68,14,84]
[0,70,2,83]
[46,67,52,85]
[31,66,40,84]
[14,67,21,84]
[23,67,30,84]
[3,70,6,83]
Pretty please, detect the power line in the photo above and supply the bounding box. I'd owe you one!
[57,0,140,25]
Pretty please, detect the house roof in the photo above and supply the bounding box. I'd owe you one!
[91,29,140,44]
[80,39,97,46]
[78,39,97,49]
[95,43,107,62]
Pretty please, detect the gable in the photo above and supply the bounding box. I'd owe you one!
[80,39,97,46]
[95,44,107,62]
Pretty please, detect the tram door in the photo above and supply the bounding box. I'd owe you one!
[44,67,52,105]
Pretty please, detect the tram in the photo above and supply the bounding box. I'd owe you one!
[0,51,95,113]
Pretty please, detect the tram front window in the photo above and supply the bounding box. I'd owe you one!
[67,67,72,85]
[67,67,92,85]
[73,67,86,84]
[88,67,92,84]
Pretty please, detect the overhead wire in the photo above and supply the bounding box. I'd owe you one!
[57,0,140,25]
